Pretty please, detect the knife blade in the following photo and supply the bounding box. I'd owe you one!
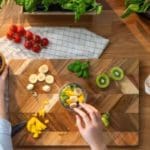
[11,121,26,137]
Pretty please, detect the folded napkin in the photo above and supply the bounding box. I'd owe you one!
[0,27,109,61]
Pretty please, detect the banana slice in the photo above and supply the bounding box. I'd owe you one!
[42,85,51,92]
[45,75,54,84]
[37,73,46,82]
[74,88,82,96]
[32,91,38,97]
[38,64,49,74]
[70,96,78,103]
[29,74,38,84]
[70,103,77,109]
[26,84,34,91]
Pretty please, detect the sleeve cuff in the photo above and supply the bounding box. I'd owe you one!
[0,118,12,135]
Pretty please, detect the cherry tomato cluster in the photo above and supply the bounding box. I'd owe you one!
[6,25,49,53]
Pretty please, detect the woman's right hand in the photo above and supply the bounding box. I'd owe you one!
[74,103,107,150]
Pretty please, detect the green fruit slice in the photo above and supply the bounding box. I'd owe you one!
[101,117,110,127]
[110,67,124,81]
[96,73,110,88]
[101,113,110,127]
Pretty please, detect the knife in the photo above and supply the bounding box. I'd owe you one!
[11,121,26,137]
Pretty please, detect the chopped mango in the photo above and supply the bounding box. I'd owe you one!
[44,100,49,105]
[78,94,85,103]
[44,119,49,124]
[38,109,45,118]
[33,113,38,117]
[33,133,39,138]
[66,99,73,105]
[65,90,74,96]
[26,117,47,139]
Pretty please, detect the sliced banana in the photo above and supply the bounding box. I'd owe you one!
[37,73,46,82]
[70,103,77,109]
[45,75,54,84]
[29,74,38,84]
[26,84,34,91]
[38,64,49,74]
[70,96,78,103]
[74,88,82,96]
[42,85,51,92]
[32,91,38,97]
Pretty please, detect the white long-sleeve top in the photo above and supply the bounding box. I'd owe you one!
[0,119,13,150]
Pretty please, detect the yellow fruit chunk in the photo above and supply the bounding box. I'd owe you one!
[66,99,73,105]
[78,94,85,103]
[26,117,47,139]
[33,113,38,117]
[38,109,45,118]
[33,133,39,138]
[43,100,49,105]
[44,119,49,124]
[65,90,74,96]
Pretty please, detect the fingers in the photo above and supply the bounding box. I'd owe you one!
[81,103,100,115]
[74,108,90,126]
[80,103,100,123]
[1,66,8,80]
[75,115,83,132]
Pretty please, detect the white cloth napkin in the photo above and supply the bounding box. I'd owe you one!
[0,27,109,61]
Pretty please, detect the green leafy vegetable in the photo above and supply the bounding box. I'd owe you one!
[82,70,89,78]
[15,0,103,21]
[68,60,90,79]
[60,93,69,102]
[122,0,150,18]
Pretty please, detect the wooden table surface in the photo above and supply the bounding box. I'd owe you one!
[0,0,150,150]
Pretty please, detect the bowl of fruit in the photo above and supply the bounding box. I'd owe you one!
[59,83,87,109]
[0,52,5,74]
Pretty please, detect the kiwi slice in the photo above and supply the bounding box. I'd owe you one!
[96,73,110,88]
[101,113,110,127]
[110,67,124,81]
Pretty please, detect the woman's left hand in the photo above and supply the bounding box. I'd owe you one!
[0,66,8,100]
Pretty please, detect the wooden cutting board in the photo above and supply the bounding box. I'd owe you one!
[8,58,139,147]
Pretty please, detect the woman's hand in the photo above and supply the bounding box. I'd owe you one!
[74,103,107,150]
[0,66,8,100]
[0,66,8,119]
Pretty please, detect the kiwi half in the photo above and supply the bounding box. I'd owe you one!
[96,73,110,88]
[109,67,124,81]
